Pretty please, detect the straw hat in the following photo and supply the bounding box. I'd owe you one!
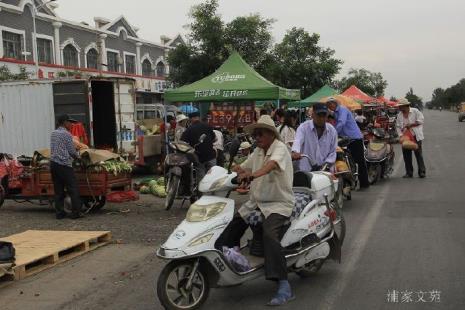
[397,98,411,106]
[176,114,188,123]
[244,115,281,140]
[239,141,252,150]
[325,97,339,104]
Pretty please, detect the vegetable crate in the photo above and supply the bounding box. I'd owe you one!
[0,166,132,211]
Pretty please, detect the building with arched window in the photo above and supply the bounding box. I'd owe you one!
[62,44,79,67]
[142,59,153,77]
[86,48,99,69]
[0,0,185,103]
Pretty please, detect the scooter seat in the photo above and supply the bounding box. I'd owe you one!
[293,171,313,188]
[368,142,386,152]
[245,191,312,226]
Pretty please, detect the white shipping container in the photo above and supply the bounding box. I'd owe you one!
[0,81,54,156]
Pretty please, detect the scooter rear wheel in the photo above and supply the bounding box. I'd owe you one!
[157,260,210,310]
[367,165,381,185]
[296,259,325,278]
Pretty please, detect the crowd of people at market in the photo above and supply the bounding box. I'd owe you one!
[46,95,425,306]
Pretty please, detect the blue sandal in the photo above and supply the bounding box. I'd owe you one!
[267,293,295,306]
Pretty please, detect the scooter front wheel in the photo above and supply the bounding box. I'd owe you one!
[165,175,180,210]
[157,260,210,310]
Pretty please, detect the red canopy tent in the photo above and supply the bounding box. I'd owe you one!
[341,85,376,103]
[377,96,398,107]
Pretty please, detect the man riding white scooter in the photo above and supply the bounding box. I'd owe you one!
[214,115,296,306]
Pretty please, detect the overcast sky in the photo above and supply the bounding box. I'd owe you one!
[56,0,465,100]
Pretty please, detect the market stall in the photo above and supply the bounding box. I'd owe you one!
[165,52,301,129]
[341,85,377,104]
[288,85,338,108]
[0,150,135,211]
[320,94,362,111]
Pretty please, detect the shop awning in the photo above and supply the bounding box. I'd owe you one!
[165,52,301,102]
[288,85,337,108]
[320,94,362,111]
[341,85,375,103]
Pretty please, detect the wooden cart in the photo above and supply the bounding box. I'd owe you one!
[0,162,132,211]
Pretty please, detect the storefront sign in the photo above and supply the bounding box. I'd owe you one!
[208,103,254,128]
[194,89,248,98]
[211,72,246,84]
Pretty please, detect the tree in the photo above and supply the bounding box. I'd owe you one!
[430,79,465,109]
[168,0,224,86]
[405,87,423,110]
[224,14,275,67]
[336,68,388,97]
[260,27,343,97]
[167,0,276,86]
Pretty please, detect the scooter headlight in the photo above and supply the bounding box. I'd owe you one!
[186,202,227,222]
[188,233,214,247]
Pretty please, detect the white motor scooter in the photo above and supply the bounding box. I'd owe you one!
[156,140,345,310]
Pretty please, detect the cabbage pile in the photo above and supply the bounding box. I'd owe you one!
[139,177,166,197]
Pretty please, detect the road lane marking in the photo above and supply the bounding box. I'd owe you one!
[318,158,403,310]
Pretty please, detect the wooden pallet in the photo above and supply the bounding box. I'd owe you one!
[0,230,111,284]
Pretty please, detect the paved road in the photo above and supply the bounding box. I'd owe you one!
[1,110,464,310]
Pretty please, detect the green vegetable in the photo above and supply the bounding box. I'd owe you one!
[140,185,150,194]
[148,179,158,187]
[150,184,167,197]
[156,177,165,186]
[88,160,132,175]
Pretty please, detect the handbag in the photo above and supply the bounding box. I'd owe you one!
[401,129,418,151]
[0,241,16,263]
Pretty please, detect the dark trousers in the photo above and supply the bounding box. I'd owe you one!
[348,139,370,188]
[50,161,81,214]
[402,140,426,176]
[216,150,225,168]
[215,212,289,281]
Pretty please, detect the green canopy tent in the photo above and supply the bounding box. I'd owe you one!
[164,52,301,102]
[287,85,337,108]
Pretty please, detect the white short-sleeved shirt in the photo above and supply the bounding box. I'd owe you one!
[277,125,296,147]
[239,139,295,219]
[396,108,425,141]
[213,129,224,151]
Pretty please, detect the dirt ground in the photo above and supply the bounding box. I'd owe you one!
[0,194,192,245]
[0,187,249,310]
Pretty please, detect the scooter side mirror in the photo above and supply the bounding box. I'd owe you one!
[227,138,241,173]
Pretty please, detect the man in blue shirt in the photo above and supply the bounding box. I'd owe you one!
[50,114,82,219]
[326,98,370,188]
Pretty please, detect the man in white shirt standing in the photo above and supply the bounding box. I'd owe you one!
[396,98,426,178]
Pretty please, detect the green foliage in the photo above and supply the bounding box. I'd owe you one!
[405,87,423,109]
[260,27,342,97]
[336,68,388,97]
[167,0,342,97]
[223,14,275,67]
[0,65,31,81]
[430,79,465,108]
